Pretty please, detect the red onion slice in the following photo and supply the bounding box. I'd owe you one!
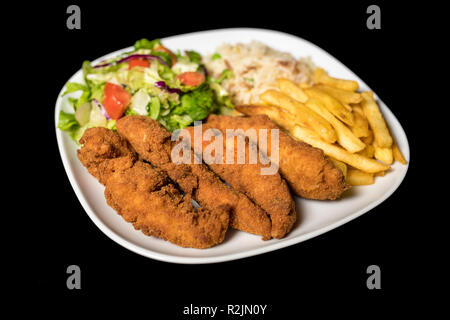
[92,99,111,120]
[154,81,182,94]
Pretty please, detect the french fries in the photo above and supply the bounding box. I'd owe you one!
[314,67,359,91]
[278,78,308,103]
[350,105,370,138]
[305,98,365,153]
[315,84,362,104]
[249,66,407,188]
[260,90,337,143]
[342,103,353,112]
[361,91,393,148]
[357,144,375,158]
[361,130,374,145]
[292,126,390,173]
[236,104,296,130]
[346,168,374,186]
[304,87,355,126]
[374,145,393,164]
[374,171,386,177]
[298,82,312,89]
[392,143,407,165]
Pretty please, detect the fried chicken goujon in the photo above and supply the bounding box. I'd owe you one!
[184,124,297,239]
[116,116,272,239]
[206,115,349,200]
[78,127,229,248]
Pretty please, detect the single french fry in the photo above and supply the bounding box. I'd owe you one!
[374,145,393,164]
[298,82,312,89]
[315,84,362,104]
[361,91,393,148]
[305,98,365,153]
[278,78,308,103]
[313,67,359,91]
[374,171,386,177]
[362,130,374,145]
[329,157,347,178]
[292,126,390,173]
[342,103,353,112]
[304,87,354,126]
[392,143,407,165]
[346,168,374,186]
[236,104,296,130]
[260,90,337,143]
[350,105,370,138]
[357,144,375,158]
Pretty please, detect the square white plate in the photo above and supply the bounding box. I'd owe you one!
[55,28,409,264]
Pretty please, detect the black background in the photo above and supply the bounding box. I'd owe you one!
[11,0,437,315]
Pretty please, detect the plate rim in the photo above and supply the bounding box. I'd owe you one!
[55,27,410,264]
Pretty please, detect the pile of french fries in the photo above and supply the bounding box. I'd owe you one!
[236,67,407,186]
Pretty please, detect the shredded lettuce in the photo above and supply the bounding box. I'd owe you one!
[129,89,150,115]
[63,83,88,96]
[149,97,161,120]
[125,108,140,116]
[90,83,105,102]
[134,38,162,50]
[58,111,79,131]
[151,51,172,66]
[158,63,177,83]
[185,50,202,64]
[171,61,199,76]
[62,82,90,110]
[209,69,234,84]
[172,86,216,122]
[166,114,194,130]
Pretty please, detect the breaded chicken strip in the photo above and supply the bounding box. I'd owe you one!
[116,116,272,240]
[77,127,229,248]
[207,114,349,200]
[77,126,137,185]
[184,124,297,239]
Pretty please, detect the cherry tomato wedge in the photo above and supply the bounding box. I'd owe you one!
[102,82,131,120]
[154,45,177,65]
[176,72,205,87]
[128,58,150,70]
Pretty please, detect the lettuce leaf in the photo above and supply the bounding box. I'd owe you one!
[151,50,172,66]
[58,111,79,131]
[185,50,202,64]
[166,114,193,130]
[175,86,217,121]
[62,82,89,96]
[149,97,161,120]
[134,38,161,50]
[209,69,234,84]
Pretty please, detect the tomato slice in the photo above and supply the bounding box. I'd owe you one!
[102,82,131,120]
[176,72,205,87]
[128,58,150,70]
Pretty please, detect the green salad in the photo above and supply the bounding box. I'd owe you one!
[58,38,234,143]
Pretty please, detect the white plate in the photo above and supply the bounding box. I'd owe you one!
[55,28,409,264]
